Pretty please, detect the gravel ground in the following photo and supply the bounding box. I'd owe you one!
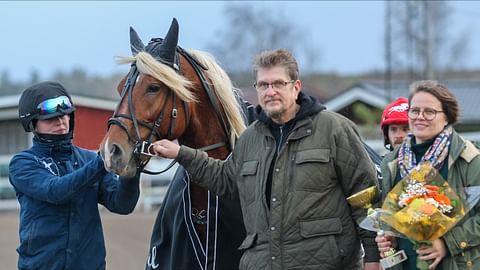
[0,209,157,270]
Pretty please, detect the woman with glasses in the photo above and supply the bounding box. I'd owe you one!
[376,80,480,270]
[9,81,140,270]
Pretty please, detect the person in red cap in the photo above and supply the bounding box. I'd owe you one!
[380,97,410,151]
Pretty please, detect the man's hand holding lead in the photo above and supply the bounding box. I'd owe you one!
[152,140,180,159]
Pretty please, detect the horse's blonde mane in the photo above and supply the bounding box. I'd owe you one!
[117,50,246,145]
[117,53,196,102]
[187,49,247,144]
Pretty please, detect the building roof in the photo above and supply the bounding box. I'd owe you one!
[324,80,480,124]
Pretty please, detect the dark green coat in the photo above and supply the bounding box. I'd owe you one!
[380,131,480,270]
[178,110,378,270]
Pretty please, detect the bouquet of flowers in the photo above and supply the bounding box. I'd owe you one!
[380,162,464,242]
[355,162,480,269]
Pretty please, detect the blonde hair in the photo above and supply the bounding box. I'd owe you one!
[188,50,246,143]
[117,52,196,102]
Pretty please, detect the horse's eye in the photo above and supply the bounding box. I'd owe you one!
[146,84,161,93]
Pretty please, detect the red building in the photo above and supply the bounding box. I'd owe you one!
[71,96,116,150]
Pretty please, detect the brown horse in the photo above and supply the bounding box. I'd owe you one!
[99,18,248,269]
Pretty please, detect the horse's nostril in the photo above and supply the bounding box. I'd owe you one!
[111,143,123,158]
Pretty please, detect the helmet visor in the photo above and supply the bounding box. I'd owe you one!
[37,96,73,115]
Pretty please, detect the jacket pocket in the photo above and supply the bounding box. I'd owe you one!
[239,232,269,270]
[240,160,258,176]
[294,149,332,191]
[239,160,259,204]
[296,149,330,163]
[299,217,343,263]
[299,217,342,237]
[238,233,258,250]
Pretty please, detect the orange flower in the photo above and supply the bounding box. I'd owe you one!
[434,194,451,206]
[424,185,440,192]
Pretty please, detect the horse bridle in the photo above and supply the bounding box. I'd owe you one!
[107,62,226,175]
[107,63,185,174]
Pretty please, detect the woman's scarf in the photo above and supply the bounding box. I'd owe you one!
[398,125,453,178]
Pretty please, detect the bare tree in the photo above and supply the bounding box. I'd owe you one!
[386,1,470,81]
[207,3,319,74]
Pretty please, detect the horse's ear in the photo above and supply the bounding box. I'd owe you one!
[163,18,179,49]
[129,26,145,56]
[152,18,179,68]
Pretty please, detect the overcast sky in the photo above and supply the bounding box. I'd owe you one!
[1,1,480,81]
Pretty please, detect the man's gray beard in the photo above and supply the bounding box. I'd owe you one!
[266,110,284,120]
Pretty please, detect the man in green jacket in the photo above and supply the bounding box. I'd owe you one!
[152,49,380,270]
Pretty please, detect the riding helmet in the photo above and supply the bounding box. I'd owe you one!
[380,97,409,149]
[18,81,76,132]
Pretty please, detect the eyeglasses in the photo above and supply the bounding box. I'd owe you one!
[37,96,73,115]
[254,80,295,92]
[408,107,443,121]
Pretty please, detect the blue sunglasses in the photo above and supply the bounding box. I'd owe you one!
[37,96,73,115]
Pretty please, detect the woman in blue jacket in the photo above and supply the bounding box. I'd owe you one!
[9,81,140,270]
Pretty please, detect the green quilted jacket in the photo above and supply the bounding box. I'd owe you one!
[178,109,378,270]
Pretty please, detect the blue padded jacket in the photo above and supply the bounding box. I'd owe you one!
[9,137,140,270]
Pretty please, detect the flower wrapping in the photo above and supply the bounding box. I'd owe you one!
[380,162,465,242]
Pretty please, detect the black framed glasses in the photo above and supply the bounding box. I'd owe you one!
[253,80,295,92]
[408,107,444,121]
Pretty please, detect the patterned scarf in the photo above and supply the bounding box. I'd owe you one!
[398,125,453,178]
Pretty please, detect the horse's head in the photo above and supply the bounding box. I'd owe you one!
[99,19,196,177]
[100,18,247,178]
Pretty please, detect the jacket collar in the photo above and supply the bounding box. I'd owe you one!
[32,136,73,160]
[384,129,479,171]
[381,130,480,199]
[254,92,324,137]
[255,110,314,140]
[448,130,480,166]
